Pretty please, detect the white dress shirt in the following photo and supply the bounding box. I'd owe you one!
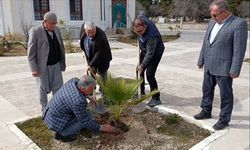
[209,14,232,44]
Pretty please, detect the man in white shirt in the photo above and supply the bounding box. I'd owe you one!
[194,0,248,130]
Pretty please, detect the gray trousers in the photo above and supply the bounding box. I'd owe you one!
[37,62,63,109]
[201,71,233,123]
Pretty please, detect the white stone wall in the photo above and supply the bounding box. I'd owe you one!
[0,0,135,35]
[1,0,13,33]
[0,0,4,35]
[126,0,136,28]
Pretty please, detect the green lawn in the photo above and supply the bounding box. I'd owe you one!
[244,58,250,63]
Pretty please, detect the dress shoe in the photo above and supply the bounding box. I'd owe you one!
[140,93,146,98]
[193,110,211,120]
[55,133,76,142]
[147,98,161,107]
[213,120,229,130]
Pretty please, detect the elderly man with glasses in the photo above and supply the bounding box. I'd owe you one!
[43,75,116,142]
[28,12,66,113]
[194,0,248,130]
[133,14,165,107]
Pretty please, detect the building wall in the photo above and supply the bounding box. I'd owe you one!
[0,0,135,36]
[127,0,135,28]
[0,0,33,35]
[17,0,34,34]
[10,0,22,33]
[0,0,4,35]
[1,0,13,34]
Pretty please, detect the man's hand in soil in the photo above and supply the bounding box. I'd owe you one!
[100,124,118,133]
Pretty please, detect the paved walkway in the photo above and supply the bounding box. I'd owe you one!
[0,30,249,149]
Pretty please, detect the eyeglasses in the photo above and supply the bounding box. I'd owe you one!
[212,11,224,18]
[45,21,57,26]
[134,26,145,35]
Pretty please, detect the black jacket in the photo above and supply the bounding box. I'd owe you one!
[80,25,112,74]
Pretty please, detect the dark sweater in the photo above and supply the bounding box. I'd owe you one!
[138,15,165,68]
[45,29,61,65]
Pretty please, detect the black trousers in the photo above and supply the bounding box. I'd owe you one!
[201,71,233,123]
[140,53,162,99]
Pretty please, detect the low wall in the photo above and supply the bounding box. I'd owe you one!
[156,22,250,31]
[155,23,208,30]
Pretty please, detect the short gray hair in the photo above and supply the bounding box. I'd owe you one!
[77,75,96,89]
[210,0,230,11]
[84,21,96,30]
[43,12,57,22]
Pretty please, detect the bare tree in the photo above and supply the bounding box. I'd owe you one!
[170,0,213,22]
[21,21,32,50]
[238,1,250,18]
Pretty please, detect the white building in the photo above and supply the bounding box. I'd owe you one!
[0,0,135,38]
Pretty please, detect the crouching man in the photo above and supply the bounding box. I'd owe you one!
[43,75,116,142]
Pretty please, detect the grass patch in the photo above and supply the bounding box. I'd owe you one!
[111,47,122,50]
[116,34,180,46]
[157,113,210,144]
[244,58,250,63]
[16,117,98,149]
[16,117,53,149]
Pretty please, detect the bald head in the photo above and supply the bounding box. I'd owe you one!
[133,17,147,36]
[133,18,144,28]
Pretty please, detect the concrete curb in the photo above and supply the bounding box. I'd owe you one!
[7,115,41,150]
[7,106,230,150]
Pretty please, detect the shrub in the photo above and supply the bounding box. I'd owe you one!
[0,46,4,56]
[64,31,76,53]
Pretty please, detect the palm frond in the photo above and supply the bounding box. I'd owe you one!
[95,72,159,121]
[127,90,159,106]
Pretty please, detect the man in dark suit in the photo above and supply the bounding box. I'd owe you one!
[79,21,112,82]
[43,75,116,142]
[194,0,248,130]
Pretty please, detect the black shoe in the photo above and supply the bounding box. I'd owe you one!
[213,120,229,130]
[140,92,145,98]
[147,98,161,107]
[193,110,212,120]
[141,92,145,96]
[55,133,77,142]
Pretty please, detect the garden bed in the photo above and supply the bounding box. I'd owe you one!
[116,34,180,46]
[16,109,210,150]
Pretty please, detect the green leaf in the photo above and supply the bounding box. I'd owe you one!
[94,72,159,121]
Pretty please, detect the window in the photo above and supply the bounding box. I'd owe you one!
[69,0,83,20]
[33,0,50,20]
